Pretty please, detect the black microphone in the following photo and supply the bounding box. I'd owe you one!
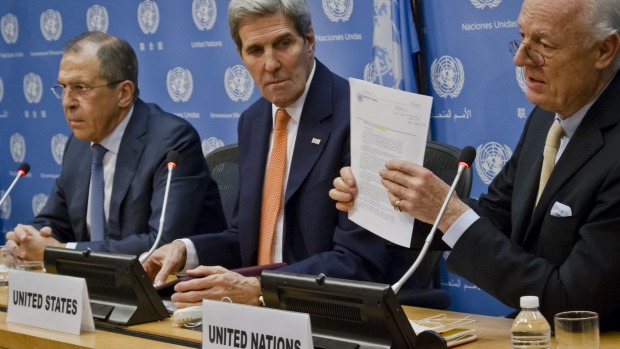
[392,147,476,293]
[139,151,178,264]
[0,162,30,207]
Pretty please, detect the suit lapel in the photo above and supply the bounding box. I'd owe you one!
[525,74,620,242]
[73,139,93,240]
[107,101,147,234]
[285,62,333,201]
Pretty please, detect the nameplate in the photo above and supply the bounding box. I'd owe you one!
[202,299,313,349]
[6,269,95,335]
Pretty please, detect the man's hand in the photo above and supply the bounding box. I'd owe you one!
[142,240,187,287]
[5,224,64,261]
[329,166,358,212]
[380,160,469,233]
[171,266,261,308]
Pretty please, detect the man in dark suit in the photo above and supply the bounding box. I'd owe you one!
[6,32,227,260]
[142,0,391,307]
[330,0,620,330]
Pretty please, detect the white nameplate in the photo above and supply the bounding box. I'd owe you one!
[202,299,313,349]
[6,269,95,335]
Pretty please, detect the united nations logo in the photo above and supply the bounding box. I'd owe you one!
[475,142,513,184]
[516,66,526,93]
[224,65,254,102]
[202,137,225,156]
[430,56,465,99]
[0,77,4,104]
[40,9,62,41]
[10,133,26,163]
[32,193,49,216]
[87,5,109,33]
[0,191,11,220]
[471,0,502,9]
[51,133,68,165]
[23,73,43,104]
[322,0,354,23]
[167,67,193,103]
[1,13,19,44]
[192,0,217,31]
[138,0,160,35]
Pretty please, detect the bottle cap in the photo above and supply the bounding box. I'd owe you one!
[520,295,539,308]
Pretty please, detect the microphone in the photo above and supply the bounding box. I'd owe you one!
[392,146,476,293]
[0,162,30,207]
[139,151,178,264]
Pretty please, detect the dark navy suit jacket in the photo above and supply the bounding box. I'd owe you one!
[190,60,392,283]
[446,73,620,330]
[33,99,227,255]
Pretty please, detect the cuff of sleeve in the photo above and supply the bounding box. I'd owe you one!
[180,238,199,272]
[442,208,479,248]
[65,242,77,249]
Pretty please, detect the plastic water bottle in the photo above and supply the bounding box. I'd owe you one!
[511,296,551,349]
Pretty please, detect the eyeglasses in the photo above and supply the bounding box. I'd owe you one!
[508,40,545,67]
[50,80,124,100]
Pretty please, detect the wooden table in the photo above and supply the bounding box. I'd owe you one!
[2,285,620,348]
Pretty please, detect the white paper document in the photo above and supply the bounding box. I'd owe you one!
[348,78,432,247]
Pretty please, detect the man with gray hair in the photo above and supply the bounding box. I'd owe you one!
[143,0,393,307]
[6,32,227,259]
[330,0,620,330]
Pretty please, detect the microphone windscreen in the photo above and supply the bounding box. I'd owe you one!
[458,146,476,167]
[165,150,179,165]
[18,162,30,175]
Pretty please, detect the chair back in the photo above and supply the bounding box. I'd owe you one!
[388,141,473,309]
[205,144,239,227]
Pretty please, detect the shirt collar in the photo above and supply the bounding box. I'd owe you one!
[95,104,134,154]
[271,59,316,124]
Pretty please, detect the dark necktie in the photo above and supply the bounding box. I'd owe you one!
[258,108,290,265]
[90,144,108,241]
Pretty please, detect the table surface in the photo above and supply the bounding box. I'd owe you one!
[2,285,619,348]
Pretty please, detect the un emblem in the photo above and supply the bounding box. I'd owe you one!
[32,193,49,216]
[0,191,11,220]
[167,67,193,103]
[10,133,26,163]
[224,65,254,102]
[87,5,109,33]
[40,9,62,41]
[23,73,43,104]
[475,142,513,184]
[51,133,68,165]
[430,56,465,99]
[0,77,4,104]
[193,0,217,31]
[516,67,526,93]
[471,0,502,9]
[1,13,18,44]
[322,0,354,23]
[202,137,225,156]
[138,0,160,35]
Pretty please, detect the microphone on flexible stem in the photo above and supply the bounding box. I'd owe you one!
[0,162,30,207]
[139,151,178,264]
[392,147,476,293]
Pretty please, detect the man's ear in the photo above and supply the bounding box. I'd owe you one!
[118,80,135,107]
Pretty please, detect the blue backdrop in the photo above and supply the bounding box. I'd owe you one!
[1,0,528,318]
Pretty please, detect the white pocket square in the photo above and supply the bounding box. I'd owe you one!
[550,201,572,217]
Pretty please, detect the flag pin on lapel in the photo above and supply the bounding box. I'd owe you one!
[311,138,321,145]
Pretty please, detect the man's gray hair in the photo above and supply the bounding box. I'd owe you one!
[228,0,312,50]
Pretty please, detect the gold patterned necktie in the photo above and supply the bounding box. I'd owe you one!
[258,108,290,265]
[536,119,564,205]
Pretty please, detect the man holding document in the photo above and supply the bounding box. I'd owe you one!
[142,0,395,308]
[331,0,620,330]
